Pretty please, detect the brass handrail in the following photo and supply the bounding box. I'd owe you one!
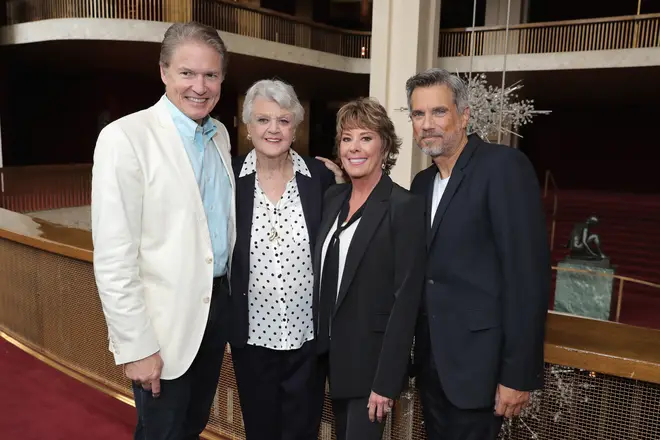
[552,265,660,323]
[209,0,371,37]
[5,0,372,58]
[442,12,660,33]
[544,170,558,251]
[439,12,660,57]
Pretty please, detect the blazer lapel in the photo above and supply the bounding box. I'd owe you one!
[296,172,320,248]
[428,169,464,248]
[334,175,392,316]
[427,135,480,248]
[153,100,206,217]
[212,127,235,192]
[314,186,348,275]
[235,172,255,265]
[421,168,436,240]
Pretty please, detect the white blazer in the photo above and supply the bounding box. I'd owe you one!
[91,97,236,380]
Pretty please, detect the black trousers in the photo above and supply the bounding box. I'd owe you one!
[418,355,503,440]
[231,340,325,440]
[132,276,230,440]
[332,396,387,440]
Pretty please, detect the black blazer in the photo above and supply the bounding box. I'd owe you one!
[410,134,551,410]
[229,154,334,347]
[313,174,426,400]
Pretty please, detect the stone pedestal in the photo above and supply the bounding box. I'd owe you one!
[554,259,615,321]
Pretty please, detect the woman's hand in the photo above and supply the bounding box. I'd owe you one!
[367,390,394,423]
[315,156,346,184]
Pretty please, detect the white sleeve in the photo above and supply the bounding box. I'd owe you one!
[91,124,159,365]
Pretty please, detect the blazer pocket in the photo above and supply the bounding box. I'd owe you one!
[467,309,501,332]
[371,313,391,332]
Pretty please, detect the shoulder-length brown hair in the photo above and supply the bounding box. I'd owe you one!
[335,97,401,174]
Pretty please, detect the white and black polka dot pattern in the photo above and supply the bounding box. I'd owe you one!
[242,149,314,351]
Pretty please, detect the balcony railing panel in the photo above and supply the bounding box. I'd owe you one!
[3,219,660,440]
[5,0,371,58]
[439,13,660,57]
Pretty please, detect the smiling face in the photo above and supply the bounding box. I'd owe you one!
[160,40,223,124]
[247,97,295,158]
[410,84,469,158]
[339,127,384,181]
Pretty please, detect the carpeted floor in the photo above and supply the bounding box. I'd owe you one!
[0,337,135,440]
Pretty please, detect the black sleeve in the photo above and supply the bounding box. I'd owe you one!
[488,149,550,391]
[372,193,426,398]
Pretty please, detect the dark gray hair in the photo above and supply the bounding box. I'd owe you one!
[242,79,305,127]
[159,22,228,77]
[405,68,469,114]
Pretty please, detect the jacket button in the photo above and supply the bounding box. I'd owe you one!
[203,297,210,304]
[205,257,213,264]
[243,292,247,296]
[427,279,435,285]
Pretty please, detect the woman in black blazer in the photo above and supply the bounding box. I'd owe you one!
[229,79,342,440]
[314,98,426,440]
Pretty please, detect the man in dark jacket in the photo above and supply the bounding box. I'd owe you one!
[408,68,551,440]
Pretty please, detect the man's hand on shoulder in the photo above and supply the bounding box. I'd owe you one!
[124,352,164,398]
[315,156,346,184]
[494,383,529,418]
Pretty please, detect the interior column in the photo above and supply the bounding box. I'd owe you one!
[369,0,441,188]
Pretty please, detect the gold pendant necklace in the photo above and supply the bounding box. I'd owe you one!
[268,226,279,242]
[260,189,281,245]
[256,156,290,247]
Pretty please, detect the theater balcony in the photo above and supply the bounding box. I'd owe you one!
[438,13,660,73]
[1,0,371,75]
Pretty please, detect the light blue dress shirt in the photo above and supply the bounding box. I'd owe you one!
[164,96,230,277]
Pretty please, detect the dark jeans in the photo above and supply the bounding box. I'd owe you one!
[231,340,325,440]
[132,276,230,440]
[418,355,503,440]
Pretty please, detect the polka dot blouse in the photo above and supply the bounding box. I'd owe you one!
[239,149,315,350]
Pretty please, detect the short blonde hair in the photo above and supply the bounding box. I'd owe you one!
[335,98,401,173]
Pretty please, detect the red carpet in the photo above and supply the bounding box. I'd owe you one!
[0,337,135,440]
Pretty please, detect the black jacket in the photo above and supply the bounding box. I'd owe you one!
[411,134,551,409]
[313,174,426,400]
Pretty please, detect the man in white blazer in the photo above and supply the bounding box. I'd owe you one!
[91,22,236,440]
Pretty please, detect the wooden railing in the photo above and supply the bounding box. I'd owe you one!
[194,0,371,58]
[0,165,92,213]
[439,13,660,57]
[3,209,660,439]
[5,0,372,58]
[4,213,660,439]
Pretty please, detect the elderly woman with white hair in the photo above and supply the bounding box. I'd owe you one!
[229,79,343,440]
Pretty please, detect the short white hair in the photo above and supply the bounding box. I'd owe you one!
[242,79,305,127]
